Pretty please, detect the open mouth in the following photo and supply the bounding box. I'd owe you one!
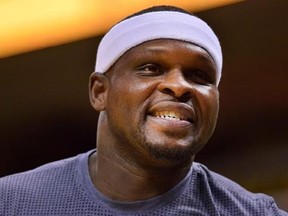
[152,111,193,123]
[147,101,196,125]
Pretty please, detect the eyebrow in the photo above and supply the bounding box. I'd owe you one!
[144,47,170,55]
[144,45,215,65]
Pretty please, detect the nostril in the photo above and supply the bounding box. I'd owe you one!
[160,87,192,102]
[162,87,175,96]
[180,92,192,102]
[157,74,194,101]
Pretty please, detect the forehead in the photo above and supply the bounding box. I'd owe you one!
[110,39,216,71]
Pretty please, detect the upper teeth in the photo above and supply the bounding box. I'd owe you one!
[155,111,186,121]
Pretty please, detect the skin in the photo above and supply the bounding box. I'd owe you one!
[89,39,219,201]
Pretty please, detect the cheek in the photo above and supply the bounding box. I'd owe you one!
[195,88,219,144]
[128,80,157,97]
[123,79,159,110]
[105,82,129,118]
[107,79,155,116]
[198,87,219,121]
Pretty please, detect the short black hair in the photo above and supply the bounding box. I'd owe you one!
[123,5,192,21]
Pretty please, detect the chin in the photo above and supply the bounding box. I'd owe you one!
[144,139,202,161]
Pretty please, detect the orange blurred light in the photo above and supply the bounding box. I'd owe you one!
[0,0,243,58]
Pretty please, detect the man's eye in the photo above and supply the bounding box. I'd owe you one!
[186,70,213,85]
[137,64,162,75]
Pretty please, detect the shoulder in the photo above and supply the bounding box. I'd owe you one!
[0,154,80,211]
[192,162,266,199]
[0,153,83,187]
[0,150,99,215]
[190,162,287,215]
[192,162,255,195]
[0,154,78,184]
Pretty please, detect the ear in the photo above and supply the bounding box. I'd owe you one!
[89,72,109,111]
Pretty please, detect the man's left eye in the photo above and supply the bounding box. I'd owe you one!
[186,70,212,84]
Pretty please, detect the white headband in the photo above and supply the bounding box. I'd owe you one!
[95,11,222,85]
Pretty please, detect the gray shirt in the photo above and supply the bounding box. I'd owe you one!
[0,150,287,215]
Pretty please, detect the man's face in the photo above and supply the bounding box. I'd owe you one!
[101,39,219,163]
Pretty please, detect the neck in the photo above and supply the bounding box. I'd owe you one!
[89,148,193,202]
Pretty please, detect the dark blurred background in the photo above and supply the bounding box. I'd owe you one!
[0,0,287,211]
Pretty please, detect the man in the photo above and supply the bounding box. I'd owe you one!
[0,5,287,216]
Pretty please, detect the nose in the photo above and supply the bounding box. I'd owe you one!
[157,69,194,101]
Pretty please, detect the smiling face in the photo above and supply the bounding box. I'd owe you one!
[92,39,219,166]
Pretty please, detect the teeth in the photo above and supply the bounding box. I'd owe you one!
[155,111,186,121]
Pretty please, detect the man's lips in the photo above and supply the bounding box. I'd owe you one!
[147,101,195,124]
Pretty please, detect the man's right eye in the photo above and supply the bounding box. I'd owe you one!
[137,64,162,75]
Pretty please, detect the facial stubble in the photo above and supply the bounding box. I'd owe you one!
[106,113,200,162]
